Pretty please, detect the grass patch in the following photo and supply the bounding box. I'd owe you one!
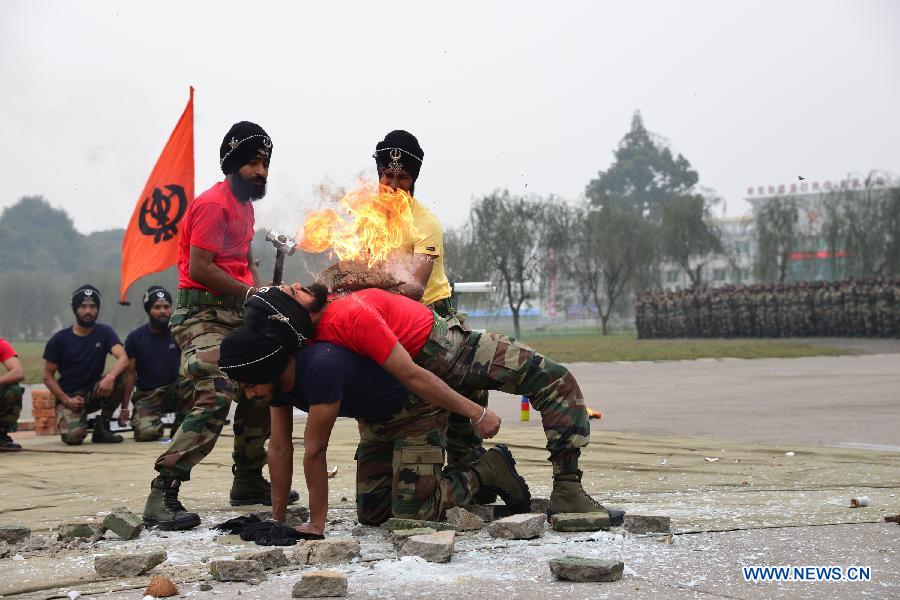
[10,331,852,384]
[520,331,853,363]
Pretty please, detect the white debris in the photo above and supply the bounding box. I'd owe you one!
[704,457,719,462]
[785,451,795,456]
[67,592,81,600]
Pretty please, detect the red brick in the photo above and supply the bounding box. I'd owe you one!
[34,416,59,435]
[31,389,56,409]
[32,407,56,418]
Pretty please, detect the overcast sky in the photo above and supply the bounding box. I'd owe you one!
[2,0,898,235]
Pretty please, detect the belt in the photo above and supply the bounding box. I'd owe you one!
[177,289,243,310]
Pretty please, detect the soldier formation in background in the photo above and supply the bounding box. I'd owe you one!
[635,277,900,339]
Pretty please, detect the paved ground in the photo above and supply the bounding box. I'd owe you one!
[1,353,899,599]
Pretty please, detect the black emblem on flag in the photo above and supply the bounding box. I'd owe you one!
[139,184,187,243]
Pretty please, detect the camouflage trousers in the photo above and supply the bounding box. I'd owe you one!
[131,377,194,442]
[154,305,270,481]
[429,299,489,468]
[55,375,126,445]
[356,398,478,526]
[0,384,24,433]
[416,312,590,475]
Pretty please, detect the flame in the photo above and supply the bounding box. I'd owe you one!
[298,183,418,267]
[586,407,603,420]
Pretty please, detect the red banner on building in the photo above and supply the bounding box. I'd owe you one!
[120,88,194,302]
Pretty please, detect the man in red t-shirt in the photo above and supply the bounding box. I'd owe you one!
[244,285,625,522]
[143,120,297,532]
[0,336,25,449]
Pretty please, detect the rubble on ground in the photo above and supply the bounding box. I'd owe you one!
[550,511,611,532]
[396,530,455,563]
[488,513,546,540]
[103,507,143,541]
[292,569,348,598]
[209,559,266,582]
[94,550,167,577]
[549,556,625,582]
[144,575,178,597]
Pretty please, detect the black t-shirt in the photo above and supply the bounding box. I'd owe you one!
[43,324,122,394]
[124,324,180,391]
[270,343,408,422]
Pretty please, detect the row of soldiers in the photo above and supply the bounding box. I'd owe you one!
[635,277,900,339]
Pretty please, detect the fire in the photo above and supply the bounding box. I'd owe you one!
[298,183,418,267]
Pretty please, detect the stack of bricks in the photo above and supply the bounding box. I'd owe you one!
[31,389,59,435]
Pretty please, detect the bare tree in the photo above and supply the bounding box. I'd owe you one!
[470,191,547,339]
[754,195,800,282]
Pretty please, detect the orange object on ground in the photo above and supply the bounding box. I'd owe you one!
[586,407,603,420]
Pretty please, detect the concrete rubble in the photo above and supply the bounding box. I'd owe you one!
[383,518,456,532]
[488,513,546,539]
[549,556,625,582]
[57,521,105,542]
[102,507,143,541]
[250,505,310,527]
[292,538,361,565]
[0,524,31,544]
[209,559,267,582]
[292,569,348,598]
[391,527,437,550]
[550,511,611,532]
[234,547,290,570]
[444,507,484,531]
[94,550,167,577]
[624,514,671,534]
[396,530,455,563]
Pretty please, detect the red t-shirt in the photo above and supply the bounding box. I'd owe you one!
[0,337,17,363]
[311,289,434,365]
[178,180,255,291]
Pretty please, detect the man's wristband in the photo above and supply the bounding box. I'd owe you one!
[471,406,488,425]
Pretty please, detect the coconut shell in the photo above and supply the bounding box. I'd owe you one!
[145,575,178,597]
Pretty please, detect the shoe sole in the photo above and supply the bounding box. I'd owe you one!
[143,515,201,531]
[486,444,532,514]
[229,491,301,507]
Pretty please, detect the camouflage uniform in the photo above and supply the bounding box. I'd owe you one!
[429,298,489,469]
[132,376,194,442]
[356,397,478,525]
[0,384,24,433]
[153,305,270,481]
[415,312,589,475]
[55,375,126,445]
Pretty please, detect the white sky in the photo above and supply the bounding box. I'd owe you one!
[1,0,898,234]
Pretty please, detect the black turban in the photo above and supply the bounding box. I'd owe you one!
[219,326,290,384]
[373,130,424,182]
[243,287,313,352]
[71,284,101,312]
[220,121,273,175]
[143,285,172,313]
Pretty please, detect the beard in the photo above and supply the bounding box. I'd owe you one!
[75,314,96,328]
[230,171,267,201]
[149,315,170,331]
[307,282,329,312]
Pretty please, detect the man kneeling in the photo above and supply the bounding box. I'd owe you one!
[218,327,531,537]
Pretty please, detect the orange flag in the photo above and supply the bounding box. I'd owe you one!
[120,87,195,302]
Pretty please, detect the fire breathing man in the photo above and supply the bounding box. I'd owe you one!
[42,285,128,445]
[120,286,192,441]
[0,336,25,449]
[142,121,297,532]
[244,286,625,521]
[218,327,531,538]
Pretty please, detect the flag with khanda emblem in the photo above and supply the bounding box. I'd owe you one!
[120,87,194,302]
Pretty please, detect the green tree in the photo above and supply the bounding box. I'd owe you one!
[565,201,655,335]
[755,195,800,282]
[658,194,723,286]
[470,191,547,339]
[586,111,699,219]
[0,196,81,272]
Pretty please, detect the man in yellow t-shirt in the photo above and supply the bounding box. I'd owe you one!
[372,130,491,486]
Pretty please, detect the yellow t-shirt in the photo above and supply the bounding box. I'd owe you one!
[404,198,451,306]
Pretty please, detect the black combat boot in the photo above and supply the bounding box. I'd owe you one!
[450,446,498,505]
[142,477,201,531]
[0,428,21,449]
[549,470,626,526]
[91,418,123,443]
[229,466,301,506]
[470,445,531,514]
